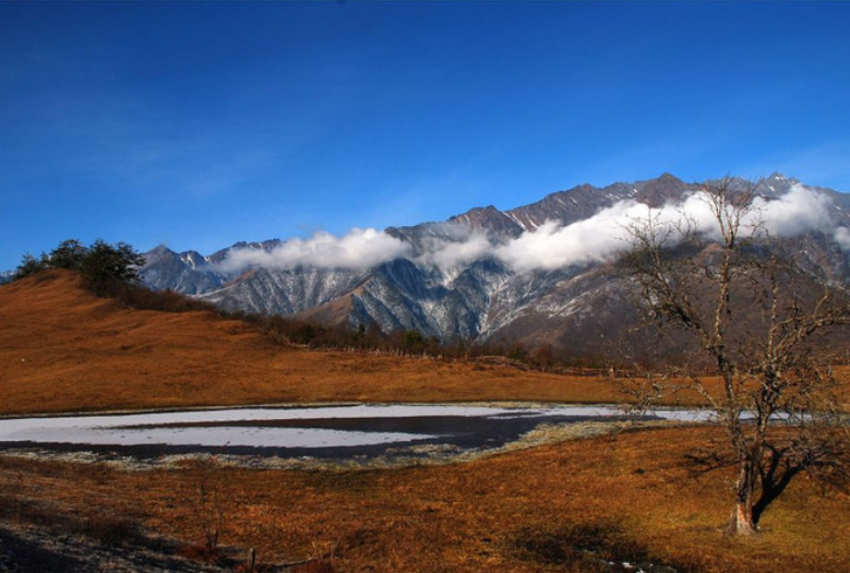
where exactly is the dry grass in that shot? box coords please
[0,270,626,415]
[4,270,849,415]
[2,271,849,571]
[1,426,848,572]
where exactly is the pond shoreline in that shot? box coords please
[0,403,710,471]
[0,400,708,420]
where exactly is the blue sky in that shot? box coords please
[2,1,849,269]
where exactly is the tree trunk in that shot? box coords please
[729,501,757,535]
[728,460,758,535]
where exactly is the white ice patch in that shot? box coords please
[0,424,433,449]
[0,404,718,449]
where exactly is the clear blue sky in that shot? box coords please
[2,1,849,269]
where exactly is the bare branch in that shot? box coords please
[619,177,850,534]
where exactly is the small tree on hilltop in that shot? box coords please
[13,252,50,280]
[621,178,850,535]
[49,239,89,270]
[79,240,145,296]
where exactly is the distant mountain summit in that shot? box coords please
[139,173,850,357]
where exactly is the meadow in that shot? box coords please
[1,271,848,571]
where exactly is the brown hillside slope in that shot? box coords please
[0,270,627,415]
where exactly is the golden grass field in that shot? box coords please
[1,270,848,572]
[0,270,640,414]
[1,426,847,572]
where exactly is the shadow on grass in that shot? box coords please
[510,521,685,573]
[0,493,231,571]
[0,491,337,572]
[0,527,86,573]
[0,493,145,547]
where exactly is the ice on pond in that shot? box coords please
[0,403,714,450]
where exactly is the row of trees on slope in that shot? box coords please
[10,239,589,370]
[14,239,145,296]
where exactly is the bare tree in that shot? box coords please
[621,178,850,535]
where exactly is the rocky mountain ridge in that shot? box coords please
[138,173,850,355]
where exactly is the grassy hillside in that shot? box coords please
[3,270,849,416]
[0,270,634,415]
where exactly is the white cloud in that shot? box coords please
[218,228,412,272]
[216,184,847,276]
[743,184,834,237]
[494,208,635,272]
[492,183,844,272]
[834,226,850,249]
[416,232,495,269]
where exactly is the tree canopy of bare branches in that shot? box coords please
[621,178,850,535]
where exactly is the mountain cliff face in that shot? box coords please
[139,173,850,353]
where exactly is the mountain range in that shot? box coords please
[139,173,850,357]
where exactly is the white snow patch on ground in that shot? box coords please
[0,404,714,449]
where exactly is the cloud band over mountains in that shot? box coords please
[217,228,412,272]
[219,184,850,274]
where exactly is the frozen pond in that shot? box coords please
[0,404,713,461]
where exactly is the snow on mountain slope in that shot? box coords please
[139,173,850,352]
